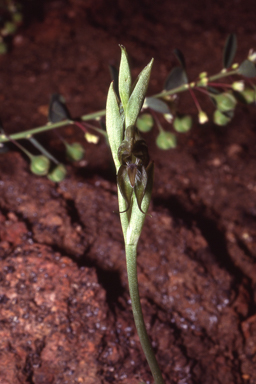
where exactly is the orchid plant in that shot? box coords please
[106,46,165,384]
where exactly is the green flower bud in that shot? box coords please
[198,111,208,124]
[213,110,231,126]
[85,132,99,144]
[232,81,244,92]
[65,142,85,161]
[30,155,50,175]
[173,115,192,132]
[156,131,177,150]
[199,71,208,79]
[248,49,256,63]
[136,114,154,132]
[213,92,237,112]
[163,113,173,123]
[47,164,67,182]
[199,77,208,86]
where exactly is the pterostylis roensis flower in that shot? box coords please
[117,125,153,214]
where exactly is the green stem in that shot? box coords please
[125,244,165,384]
[80,109,106,121]
[10,137,32,159]
[153,83,189,99]
[81,121,108,139]
[207,69,238,82]
[0,119,74,142]
[150,111,164,133]
[29,137,59,164]
[0,69,239,144]
[0,109,106,143]
[117,188,129,243]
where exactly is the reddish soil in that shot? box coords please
[0,1,256,383]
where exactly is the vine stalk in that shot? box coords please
[0,68,239,143]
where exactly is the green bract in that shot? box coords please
[106,82,124,170]
[119,46,132,112]
[125,58,154,127]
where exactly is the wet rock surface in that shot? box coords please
[0,242,107,384]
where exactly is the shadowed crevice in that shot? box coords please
[154,194,242,279]
[50,244,126,314]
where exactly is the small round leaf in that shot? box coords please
[173,115,192,132]
[213,92,237,112]
[240,88,256,104]
[164,67,188,91]
[66,142,85,161]
[48,164,67,182]
[213,110,231,126]
[173,48,186,69]
[30,155,50,176]
[156,131,177,150]
[223,34,237,69]
[238,60,256,78]
[144,97,170,114]
[136,114,154,132]
[48,94,71,123]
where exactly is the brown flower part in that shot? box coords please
[117,125,152,214]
